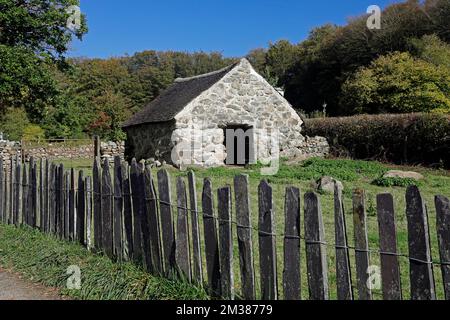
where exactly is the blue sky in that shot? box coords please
[70,0,400,58]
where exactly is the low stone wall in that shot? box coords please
[100,141,125,162]
[0,140,125,168]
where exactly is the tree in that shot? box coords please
[340,52,450,114]
[0,107,30,140]
[0,0,87,122]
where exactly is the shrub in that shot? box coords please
[372,177,420,187]
[22,124,45,141]
[304,113,450,168]
[340,52,450,114]
[0,107,30,140]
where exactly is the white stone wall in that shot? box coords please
[173,59,306,167]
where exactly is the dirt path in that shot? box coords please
[0,268,64,300]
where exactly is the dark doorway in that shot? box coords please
[223,125,254,166]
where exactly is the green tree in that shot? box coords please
[341,52,450,114]
[0,0,87,121]
[0,107,30,140]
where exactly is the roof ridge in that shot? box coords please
[174,61,238,83]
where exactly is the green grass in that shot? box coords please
[0,224,208,300]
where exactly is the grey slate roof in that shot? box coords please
[122,62,237,128]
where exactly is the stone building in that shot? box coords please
[122,58,328,167]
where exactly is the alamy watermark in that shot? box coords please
[66,5,81,32]
[171,127,280,175]
[66,265,81,290]
[367,5,381,30]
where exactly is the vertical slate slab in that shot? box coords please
[31,159,38,228]
[101,159,113,257]
[9,157,14,225]
[258,180,277,300]
[304,192,329,300]
[43,159,50,233]
[0,159,3,223]
[39,159,44,231]
[176,177,191,281]
[202,178,221,297]
[85,176,93,249]
[130,159,143,263]
[283,186,301,300]
[377,193,402,300]
[49,164,56,234]
[353,189,372,300]
[69,168,76,241]
[218,185,234,299]
[113,157,123,260]
[17,162,24,226]
[234,174,255,300]
[121,161,133,261]
[144,166,163,274]
[188,171,202,284]
[93,157,102,250]
[27,160,33,227]
[139,167,152,271]
[58,164,65,239]
[14,162,22,226]
[77,170,86,245]
[334,184,353,301]
[158,169,176,276]
[436,195,450,300]
[64,172,70,240]
[406,186,436,300]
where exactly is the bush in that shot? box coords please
[340,52,450,114]
[0,107,30,140]
[372,177,419,187]
[23,124,45,141]
[304,113,450,168]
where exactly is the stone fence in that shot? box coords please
[0,140,125,168]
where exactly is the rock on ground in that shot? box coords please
[383,170,424,181]
[316,176,344,193]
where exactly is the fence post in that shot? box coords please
[94,135,101,159]
[218,185,233,299]
[15,161,22,226]
[121,161,133,261]
[353,189,372,300]
[77,170,86,245]
[113,157,123,260]
[9,157,14,225]
[138,166,152,271]
[31,158,37,228]
[101,159,113,257]
[143,166,163,274]
[27,159,33,227]
[57,164,65,239]
[258,180,277,300]
[64,171,70,240]
[234,174,255,300]
[39,159,44,231]
[304,192,329,300]
[130,159,143,264]
[283,186,301,300]
[176,177,191,281]
[85,176,92,250]
[406,186,436,300]
[158,169,176,276]
[49,163,56,234]
[334,184,353,300]
[93,157,102,251]
[69,168,76,241]
[202,178,221,297]
[44,159,50,233]
[436,195,450,299]
[377,193,402,300]
[187,171,202,284]
[4,165,9,224]
[0,159,3,223]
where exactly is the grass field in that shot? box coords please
[12,157,450,300]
